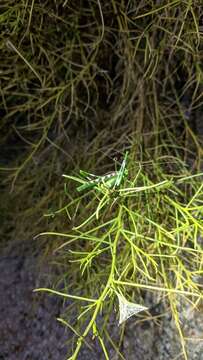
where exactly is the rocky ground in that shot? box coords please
[1,239,203,360]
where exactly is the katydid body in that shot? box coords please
[77,172,119,192]
[76,151,129,192]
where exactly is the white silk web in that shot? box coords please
[116,293,148,325]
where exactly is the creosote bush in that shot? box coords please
[36,149,203,359]
[0,0,203,359]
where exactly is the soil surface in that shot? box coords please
[1,240,203,360]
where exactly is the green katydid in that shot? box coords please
[75,151,129,192]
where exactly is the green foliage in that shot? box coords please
[0,1,203,358]
[36,152,203,359]
[1,0,203,184]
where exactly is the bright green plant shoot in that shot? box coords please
[64,151,129,193]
